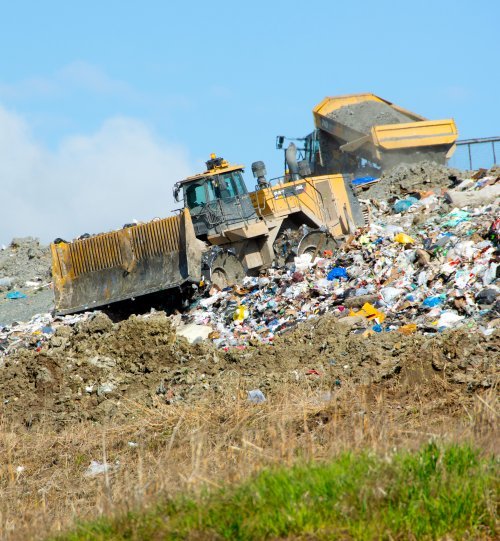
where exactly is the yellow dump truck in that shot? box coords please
[51,154,365,314]
[297,93,458,175]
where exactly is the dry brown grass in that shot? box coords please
[0,373,498,541]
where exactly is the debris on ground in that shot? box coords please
[360,161,468,199]
[0,238,53,326]
[0,310,497,428]
[182,172,498,348]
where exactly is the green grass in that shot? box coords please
[56,443,498,540]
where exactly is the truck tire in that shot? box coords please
[297,230,340,258]
[208,250,245,289]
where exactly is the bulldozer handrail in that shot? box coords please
[257,177,327,226]
[299,175,329,225]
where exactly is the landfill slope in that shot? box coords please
[0,164,498,541]
[0,238,51,287]
[0,164,498,430]
[0,238,53,326]
[327,100,412,133]
[0,311,497,428]
[360,161,465,199]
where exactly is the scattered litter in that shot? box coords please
[247,389,266,404]
[6,291,27,300]
[84,460,118,477]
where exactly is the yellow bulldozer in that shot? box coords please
[51,153,365,315]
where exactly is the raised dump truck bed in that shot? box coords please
[313,93,458,166]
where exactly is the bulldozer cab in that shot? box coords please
[175,155,259,238]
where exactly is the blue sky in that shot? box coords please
[0,0,498,243]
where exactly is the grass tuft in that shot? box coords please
[57,443,498,540]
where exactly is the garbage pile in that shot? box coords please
[0,238,54,327]
[360,160,466,199]
[0,166,498,428]
[0,311,89,360]
[0,237,51,291]
[0,167,498,356]
[184,172,499,348]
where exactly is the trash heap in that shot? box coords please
[0,311,92,359]
[0,237,51,292]
[184,173,499,348]
[0,167,498,356]
[0,238,54,328]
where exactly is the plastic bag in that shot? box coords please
[398,323,417,335]
[294,253,313,272]
[443,209,470,227]
[422,295,445,308]
[437,311,464,328]
[380,287,404,304]
[327,267,348,281]
[350,302,386,323]
[393,197,418,214]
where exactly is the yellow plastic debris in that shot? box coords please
[394,233,415,245]
[349,302,386,323]
[398,323,417,335]
[362,328,376,338]
[233,306,248,322]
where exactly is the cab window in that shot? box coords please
[220,176,237,199]
[218,171,247,199]
[185,182,207,208]
[231,171,248,195]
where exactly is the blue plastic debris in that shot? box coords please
[6,291,27,300]
[352,176,378,186]
[422,295,445,308]
[327,267,348,281]
[393,197,418,214]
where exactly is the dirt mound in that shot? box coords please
[0,238,51,290]
[327,101,412,133]
[361,161,465,199]
[0,238,53,327]
[1,311,497,428]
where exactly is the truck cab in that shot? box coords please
[174,154,259,238]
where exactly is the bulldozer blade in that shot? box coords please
[51,209,202,315]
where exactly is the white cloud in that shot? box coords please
[58,61,137,98]
[0,77,61,100]
[0,61,137,101]
[0,105,194,245]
